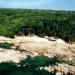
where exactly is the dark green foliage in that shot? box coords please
[0,9,75,42]
[0,42,13,49]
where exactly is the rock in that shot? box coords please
[0,49,27,63]
[56,39,65,44]
[56,72,63,75]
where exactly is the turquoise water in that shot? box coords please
[0,42,12,49]
[0,56,70,75]
[0,55,62,75]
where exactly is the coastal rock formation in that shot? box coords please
[0,36,75,74]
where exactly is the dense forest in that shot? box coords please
[0,9,75,42]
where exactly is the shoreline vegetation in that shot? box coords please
[0,9,75,42]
